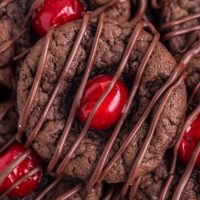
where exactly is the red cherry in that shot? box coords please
[77,75,128,130]
[178,114,200,168]
[32,0,85,37]
[0,143,43,198]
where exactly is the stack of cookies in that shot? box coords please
[0,0,199,199]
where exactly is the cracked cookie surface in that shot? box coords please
[17,20,187,183]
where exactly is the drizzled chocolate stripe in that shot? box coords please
[47,13,105,173]
[0,149,31,185]
[35,177,62,200]
[0,137,15,154]
[188,82,200,106]
[13,48,31,62]
[132,0,147,24]
[162,26,200,41]
[98,40,200,185]
[102,185,115,200]
[0,0,13,10]
[16,28,54,141]
[86,188,96,200]
[0,167,42,199]
[160,12,200,42]
[160,13,200,31]
[86,25,159,192]
[25,13,90,147]
[55,184,82,200]
[172,141,200,200]
[0,102,12,120]
[122,72,187,198]
[129,176,141,199]
[160,103,200,200]
[55,22,143,177]
[0,0,44,56]
[91,0,123,18]
[0,29,25,55]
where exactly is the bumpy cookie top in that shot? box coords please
[17,17,186,184]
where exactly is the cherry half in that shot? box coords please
[77,75,128,130]
[32,0,85,37]
[178,114,200,168]
[0,143,43,198]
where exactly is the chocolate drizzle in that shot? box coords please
[47,12,101,173]
[0,166,42,199]
[160,12,200,50]
[0,149,32,186]
[160,103,200,200]
[0,0,44,59]
[55,184,82,200]
[86,22,159,193]
[15,10,200,200]
[16,28,54,141]
[188,82,200,107]
[56,21,143,177]
[1,2,200,200]
[122,72,187,199]
[172,141,200,200]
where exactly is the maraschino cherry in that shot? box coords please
[77,75,128,130]
[178,114,200,168]
[0,143,43,198]
[32,0,85,37]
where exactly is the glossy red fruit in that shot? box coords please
[77,75,128,130]
[32,0,85,37]
[178,114,200,168]
[0,143,43,198]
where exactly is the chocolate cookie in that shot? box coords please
[17,17,186,183]
[160,0,200,109]
[0,101,18,148]
[137,156,200,200]
[86,0,131,22]
[41,179,103,200]
[0,0,33,67]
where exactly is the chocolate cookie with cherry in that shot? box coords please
[17,16,187,184]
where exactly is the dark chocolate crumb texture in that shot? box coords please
[159,0,200,111]
[0,0,200,200]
